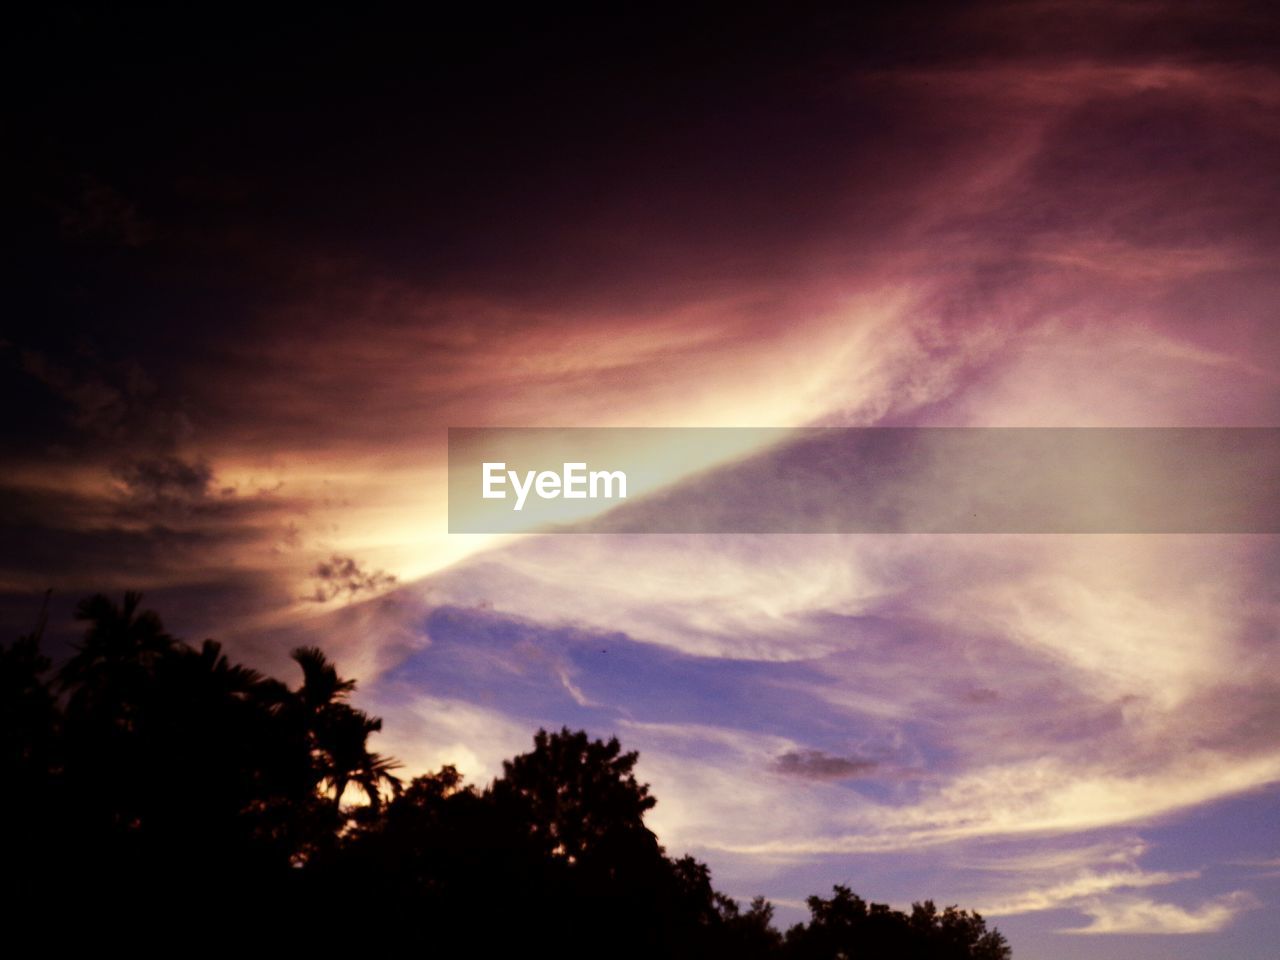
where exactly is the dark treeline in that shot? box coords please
[1,593,1011,957]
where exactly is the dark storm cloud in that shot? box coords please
[11,1,1278,470]
[307,554,397,604]
[773,749,879,780]
[964,687,1000,705]
[0,478,300,581]
[115,455,214,503]
[0,342,312,649]
[12,344,193,450]
[0,493,297,662]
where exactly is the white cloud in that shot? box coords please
[978,868,1198,917]
[959,836,1200,918]
[1064,891,1259,935]
[371,692,535,786]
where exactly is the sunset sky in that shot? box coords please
[7,4,1280,956]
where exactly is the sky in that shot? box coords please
[6,3,1280,956]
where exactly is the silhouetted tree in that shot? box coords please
[0,593,1013,957]
[60,590,174,706]
[0,608,56,785]
[494,726,659,866]
[785,885,1011,960]
[289,646,401,819]
[0,597,60,875]
[713,894,786,958]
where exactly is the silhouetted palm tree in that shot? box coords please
[289,646,401,813]
[60,591,174,717]
[317,704,402,813]
[291,645,356,711]
[172,638,264,695]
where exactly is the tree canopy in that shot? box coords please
[0,593,1010,958]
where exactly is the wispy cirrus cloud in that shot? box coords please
[1064,891,1260,935]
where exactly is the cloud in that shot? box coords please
[400,525,1280,878]
[11,7,1280,953]
[1064,891,1260,935]
[954,833,1261,938]
[15,347,192,448]
[773,750,878,781]
[722,749,1280,856]
[961,837,1152,874]
[986,870,1198,916]
[612,721,862,859]
[370,692,534,787]
[114,455,215,505]
[306,553,397,604]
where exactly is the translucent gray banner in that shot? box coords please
[447,428,1280,534]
